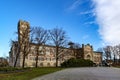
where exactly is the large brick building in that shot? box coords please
[9,20,102,67]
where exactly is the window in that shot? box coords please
[54,63,56,66]
[46,57,51,61]
[86,55,91,60]
[38,57,44,61]
[47,63,50,67]
[32,63,35,67]
[52,58,55,61]
[40,63,43,67]
[25,63,27,66]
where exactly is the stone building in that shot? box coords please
[82,44,102,65]
[0,57,8,67]
[9,20,102,67]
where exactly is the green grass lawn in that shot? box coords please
[0,67,63,80]
[114,66,120,68]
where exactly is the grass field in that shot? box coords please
[0,67,63,80]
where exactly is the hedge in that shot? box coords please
[61,58,94,67]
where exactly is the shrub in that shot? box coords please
[61,58,94,67]
[0,61,8,67]
[0,67,31,73]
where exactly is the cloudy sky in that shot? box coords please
[0,0,120,57]
[93,0,120,45]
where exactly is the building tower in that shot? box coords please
[17,20,30,67]
[18,20,30,44]
[83,44,93,61]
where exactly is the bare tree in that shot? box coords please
[68,42,81,58]
[12,21,30,68]
[32,27,49,68]
[20,26,31,68]
[12,42,19,67]
[115,44,120,63]
[103,46,112,61]
[110,46,117,63]
[12,29,28,68]
[9,32,20,67]
[68,42,74,48]
[9,40,18,67]
[49,27,68,67]
[13,21,33,68]
[12,31,22,68]
[100,44,120,65]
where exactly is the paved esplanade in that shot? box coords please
[32,67,120,80]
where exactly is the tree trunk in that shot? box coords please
[113,55,116,63]
[35,46,39,68]
[14,45,20,67]
[56,46,58,67]
[14,52,19,67]
[22,53,26,68]
[119,55,120,63]
[35,52,39,68]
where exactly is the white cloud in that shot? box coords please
[80,11,91,15]
[80,10,94,15]
[93,0,120,45]
[68,0,82,10]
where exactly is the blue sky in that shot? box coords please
[0,0,104,57]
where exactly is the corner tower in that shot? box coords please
[18,20,30,44]
[83,44,93,61]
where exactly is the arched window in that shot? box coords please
[47,63,50,67]
[32,63,35,67]
[54,63,56,66]
[86,55,91,60]
[25,63,27,67]
[40,63,43,67]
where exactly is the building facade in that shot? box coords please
[0,57,8,67]
[9,20,102,67]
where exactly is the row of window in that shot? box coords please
[94,57,100,62]
[31,62,56,67]
[29,57,56,61]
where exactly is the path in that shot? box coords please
[32,67,120,80]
